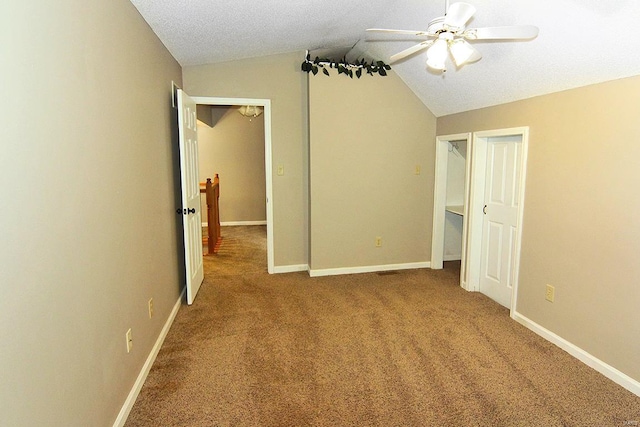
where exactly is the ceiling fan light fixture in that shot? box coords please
[449,39,475,66]
[426,37,449,71]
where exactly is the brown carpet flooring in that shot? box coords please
[126,226,640,426]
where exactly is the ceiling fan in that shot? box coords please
[366,1,539,72]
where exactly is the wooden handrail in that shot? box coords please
[199,173,221,254]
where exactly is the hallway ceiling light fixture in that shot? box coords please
[238,105,263,119]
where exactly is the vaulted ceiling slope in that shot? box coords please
[130,0,640,117]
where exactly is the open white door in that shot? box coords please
[177,89,204,305]
[478,135,523,308]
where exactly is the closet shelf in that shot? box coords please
[445,205,464,216]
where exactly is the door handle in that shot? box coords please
[483,205,487,215]
[176,208,196,215]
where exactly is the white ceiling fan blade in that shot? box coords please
[465,25,539,40]
[444,2,476,29]
[390,40,434,63]
[366,28,430,37]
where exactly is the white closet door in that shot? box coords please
[479,136,522,308]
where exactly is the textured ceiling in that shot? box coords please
[130,0,640,117]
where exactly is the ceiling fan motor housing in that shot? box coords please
[427,16,447,34]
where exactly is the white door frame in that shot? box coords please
[467,127,529,314]
[192,96,274,274]
[431,133,472,288]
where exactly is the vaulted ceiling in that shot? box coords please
[130,0,640,117]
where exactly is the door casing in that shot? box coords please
[468,127,529,314]
[431,133,472,289]
[432,127,529,315]
[192,96,274,274]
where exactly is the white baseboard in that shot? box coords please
[220,221,267,226]
[512,311,640,397]
[201,221,267,227]
[443,254,462,261]
[309,261,431,278]
[273,264,309,274]
[113,288,185,427]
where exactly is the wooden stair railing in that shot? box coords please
[200,174,221,254]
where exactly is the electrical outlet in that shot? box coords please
[148,298,154,319]
[277,165,284,176]
[545,284,555,303]
[375,237,382,247]
[414,165,421,175]
[126,328,133,353]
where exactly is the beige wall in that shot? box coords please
[1,0,183,425]
[309,70,437,270]
[198,107,266,223]
[437,75,640,384]
[183,52,309,267]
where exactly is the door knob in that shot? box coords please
[483,205,487,215]
[176,208,196,214]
